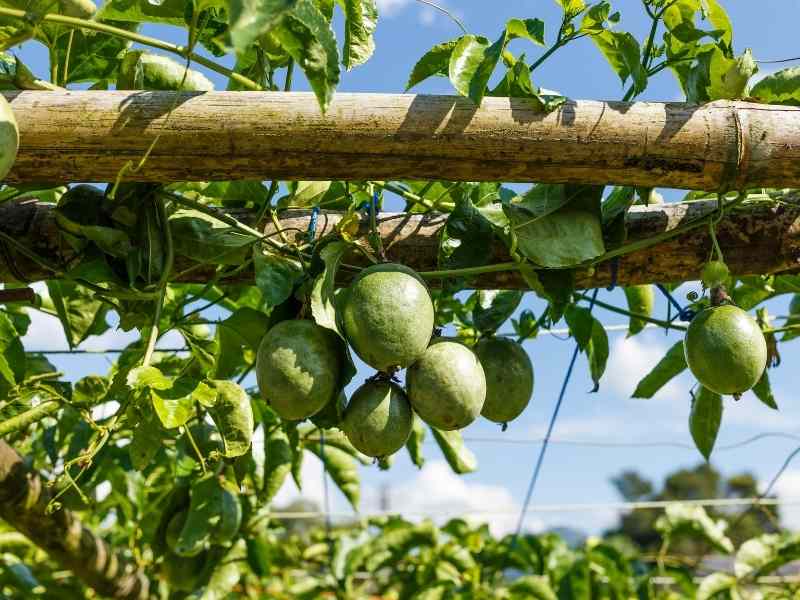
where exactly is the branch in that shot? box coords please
[0,197,799,289]
[0,440,152,599]
[5,91,800,190]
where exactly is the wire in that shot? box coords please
[265,496,800,521]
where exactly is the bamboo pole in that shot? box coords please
[0,198,798,288]
[0,441,152,599]
[4,91,800,189]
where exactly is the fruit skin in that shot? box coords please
[162,551,207,592]
[118,51,214,91]
[0,95,18,181]
[256,320,342,420]
[407,340,486,431]
[342,380,413,457]
[474,337,534,424]
[702,261,730,289]
[342,263,434,372]
[684,304,768,395]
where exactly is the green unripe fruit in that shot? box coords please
[702,260,730,289]
[342,380,413,457]
[407,340,486,431]
[0,95,18,181]
[684,305,767,395]
[118,51,214,91]
[165,510,187,552]
[256,320,343,421]
[162,551,206,592]
[474,337,534,424]
[342,263,434,372]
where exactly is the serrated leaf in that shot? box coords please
[228,0,297,54]
[506,18,545,46]
[206,380,254,457]
[272,0,341,111]
[431,427,476,474]
[689,386,722,460]
[407,40,459,90]
[632,341,687,399]
[449,33,506,105]
[343,0,377,69]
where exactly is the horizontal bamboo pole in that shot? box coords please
[4,91,800,189]
[0,198,798,288]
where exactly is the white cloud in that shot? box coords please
[604,334,688,402]
[418,7,436,26]
[769,469,800,530]
[376,0,410,17]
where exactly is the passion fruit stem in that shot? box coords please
[710,285,731,308]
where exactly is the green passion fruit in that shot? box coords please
[684,304,768,395]
[342,263,434,372]
[0,95,18,181]
[256,319,342,421]
[406,340,486,431]
[701,261,730,289]
[474,337,534,424]
[342,380,413,457]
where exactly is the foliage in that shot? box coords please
[0,0,798,597]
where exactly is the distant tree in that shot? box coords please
[606,463,780,558]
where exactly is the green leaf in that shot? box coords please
[472,291,523,335]
[407,40,459,90]
[564,305,609,391]
[449,33,506,105]
[175,474,231,556]
[656,504,734,555]
[0,312,24,387]
[261,421,294,503]
[170,209,257,265]
[215,307,272,379]
[506,18,545,46]
[555,0,586,17]
[632,341,687,399]
[342,0,377,69]
[505,185,605,268]
[305,442,360,508]
[735,534,800,579]
[228,0,297,54]
[696,573,737,600]
[590,30,647,96]
[708,47,756,100]
[431,427,477,474]
[51,22,135,85]
[97,0,186,24]
[310,241,348,335]
[624,285,654,337]
[751,369,777,410]
[206,381,254,457]
[45,281,111,349]
[272,0,341,111]
[405,414,426,468]
[751,66,800,106]
[117,50,215,91]
[689,386,722,460]
[254,249,303,311]
[440,195,494,269]
[508,575,556,600]
[128,367,213,429]
[128,409,163,469]
[197,540,247,600]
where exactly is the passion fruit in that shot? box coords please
[342,263,434,372]
[0,95,18,181]
[701,260,730,289]
[474,337,533,424]
[342,380,413,457]
[162,551,207,592]
[684,304,768,395]
[406,340,486,430]
[256,319,342,420]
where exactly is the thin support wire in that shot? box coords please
[511,288,600,542]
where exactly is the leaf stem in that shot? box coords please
[578,293,688,331]
[418,262,519,279]
[143,196,174,367]
[0,7,262,90]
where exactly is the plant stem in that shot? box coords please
[0,7,262,90]
[0,399,60,436]
[418,262,519,279]
[578,293,688,331]
[143,196,174,367]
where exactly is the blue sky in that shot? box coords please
[14,0,800,535]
